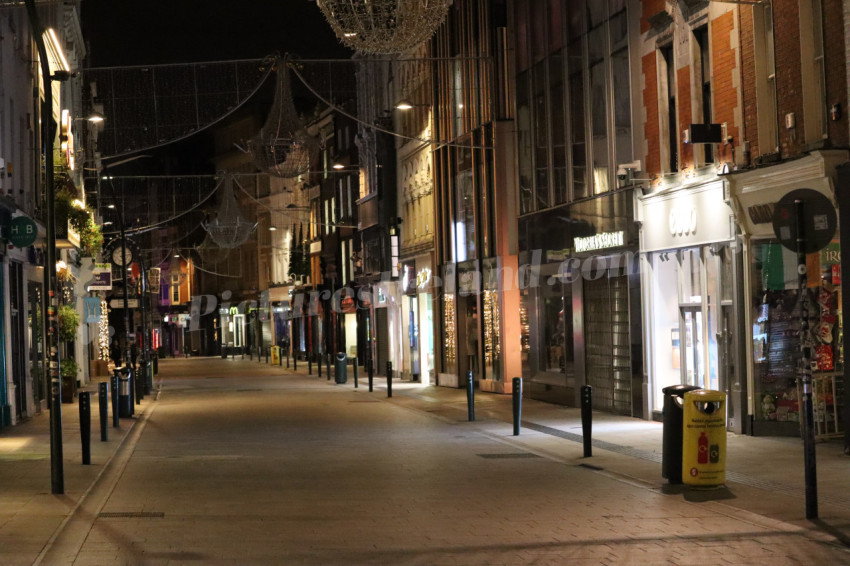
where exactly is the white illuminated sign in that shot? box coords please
[416,268,432,289]
[669,207,697,236]
[574,231,624,253]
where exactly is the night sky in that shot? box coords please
[81,0,352,67]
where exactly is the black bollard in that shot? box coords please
[326,353,332,381]
[293,351,297,371]
[111,372,119,428]
[512,377,522,436]
[79,392,91,465]
[98,382,108,442]
[308,353,313,375]
[466,370,475,421]
[353,356,358,388]
[368,359,374,392]
[387,361,393,398]
[318,352,322,377]
[285,351,289,368]
[581,385,593,457]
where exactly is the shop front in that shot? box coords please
[727,150,847,437]
[637,177,746,432]
[518,189,642,414]
[400,259,435,383]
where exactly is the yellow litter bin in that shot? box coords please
[270,346,280,366]
[682,390,727,487]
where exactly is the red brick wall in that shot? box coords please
[738,6,761,157]
[773,0,805,157]
[711,11,740,164]
[823,0,849,147]
[643,52,661,178]
[678,65,693,168]
[641,0,667,34]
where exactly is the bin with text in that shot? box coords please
[682,390,727,487]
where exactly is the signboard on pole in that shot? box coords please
[83,297,102,323]
[89,263,113,291]
[8,216,38,247]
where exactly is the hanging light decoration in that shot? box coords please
[202,176,257,249]
[194,233,231,265]
[248,57,319,178]
[316,0,453,54]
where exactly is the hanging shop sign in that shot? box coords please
[8,215,38,247]
[771,188,836,254]
[416,267,432,289]
[83,297,102,323]
[89,263,112,291]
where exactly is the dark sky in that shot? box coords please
[81,0,352,67]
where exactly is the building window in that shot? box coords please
[693,26,713,164]
[810,0,827,141]
[660,44,678,173]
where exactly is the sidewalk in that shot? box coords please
[0,376,155,565]
[282,356,850,541]
[3,356,850,564]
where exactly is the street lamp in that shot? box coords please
[25,0,65,494]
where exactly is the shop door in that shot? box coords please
[408,296,420,379]
[681,307,706,388]
[10,262,27,419]
[375,308,389,375]
[584,272,631,415]
[28,282,44,413]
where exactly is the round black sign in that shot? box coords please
[771,188,836,254]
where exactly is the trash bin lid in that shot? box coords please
[662,384,701,397]
[684,389,726,414]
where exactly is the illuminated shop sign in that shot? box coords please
[416,268,432,289]
[574,231,624,253]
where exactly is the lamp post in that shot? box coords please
[25,0,64,494]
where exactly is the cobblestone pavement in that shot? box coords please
[2,356,849,565]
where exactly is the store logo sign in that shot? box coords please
[416,268,432,289]
[669,207,697,237]
[574,231,624,253]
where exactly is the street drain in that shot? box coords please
[477,453,541,459]
[98,512,165,519]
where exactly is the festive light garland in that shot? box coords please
[98,297,110,361]
[316,0,453,54]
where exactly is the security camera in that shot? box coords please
[616,160,643,182]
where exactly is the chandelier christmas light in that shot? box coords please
[249,58,319,178]
[202,176,257,249]
[316,0,453,54]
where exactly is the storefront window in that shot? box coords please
[751,240,843,433]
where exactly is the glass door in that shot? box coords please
[681,307,705,388]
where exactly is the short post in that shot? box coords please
[317,352,322,377]
[386,361,393,398]
[285,350,289,368]
[581,385,593,457]
[293,351,297,371]
[308,352,313,375]
[111,372,119,428]
[466,370,475,422]
[98,382,108,442]
[326,353,332,381]
[368,359,374,392]
[79,392,91,465]
[512,377,522,436]
[353,356,358,388]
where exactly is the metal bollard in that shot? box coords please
[368,359,374,392]
[581,385,592,457]
[387,361,393,398]
[466,370,475,422]
[111,373,119,428]
[285,351,289,368]
[79,392,91,465]
[353,356,358,388]
[512,377,522,436]
[293,351,297,371]
[326,353,332,381]
[308,353,313,376]
[98,382,108,442]
[318,352,322,377]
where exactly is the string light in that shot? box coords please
[443,293,456,363]
[98,297,110,361]
[483,290,500,363]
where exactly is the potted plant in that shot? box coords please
[58,305,80,342]
[60,358,79,404]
